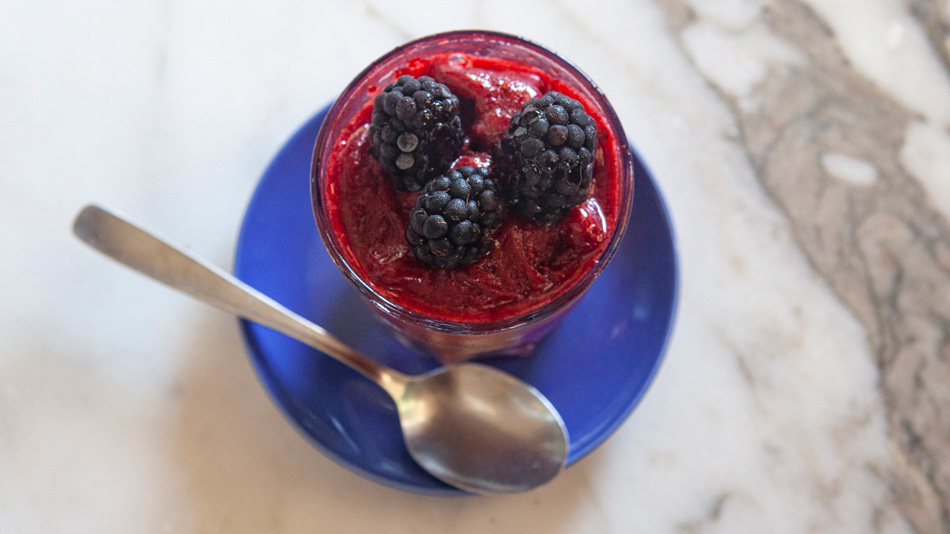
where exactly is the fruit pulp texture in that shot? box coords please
[325,53,622,323]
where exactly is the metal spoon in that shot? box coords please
[72,205,569,494]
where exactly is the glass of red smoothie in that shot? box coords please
[311,31,633,363]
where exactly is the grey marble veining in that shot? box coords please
[910,0,950,76]
[658,0,950,531]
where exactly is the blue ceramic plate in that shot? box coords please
[234,107,678,496]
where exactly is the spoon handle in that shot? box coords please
[73,205,407,394]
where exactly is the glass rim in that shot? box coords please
[310,29,635,334]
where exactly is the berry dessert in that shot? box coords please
[312,32,633,360]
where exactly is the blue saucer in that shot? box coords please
[234,107,678,496]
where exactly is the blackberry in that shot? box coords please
[497,91,598,224]
[406,166,506,269]
[369,75,464,191]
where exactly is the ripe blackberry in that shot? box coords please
[369,75,464,191]
[497,91,598,224]
[406,166,506,269]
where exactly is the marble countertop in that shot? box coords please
[3,0,949,532]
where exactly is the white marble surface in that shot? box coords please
[3,0,949,532]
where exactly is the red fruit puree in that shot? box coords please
[323,53,622,323]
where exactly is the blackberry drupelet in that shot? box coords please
[369,75,464,192]
[406,166,505,269]
[497,91,598,224]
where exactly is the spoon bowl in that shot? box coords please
[73,205,569,494]
[400,364,567,494]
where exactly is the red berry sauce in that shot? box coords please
[323,53,622,323]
